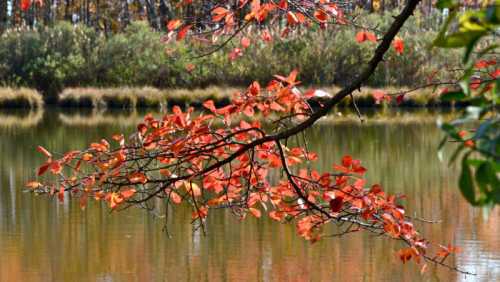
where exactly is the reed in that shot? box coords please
[0,88,44,108]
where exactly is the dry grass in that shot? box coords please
[58,86,450,109]
[0,86,452,110]
[59,86,239,109]
[0,88,44,108]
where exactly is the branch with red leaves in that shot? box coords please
[26,0,472,276]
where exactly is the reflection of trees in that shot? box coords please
[0,111,498,281]
[0,109,43,128]
[58,110,144,127]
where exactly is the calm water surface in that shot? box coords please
[0,109,498,282]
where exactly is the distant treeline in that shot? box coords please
[0,12,462,102]
[0,0,464,33]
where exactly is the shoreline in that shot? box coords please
[0,86,463,110]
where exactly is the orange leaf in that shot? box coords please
[80,193,88,210]
[167,19,182,31]
[269,211,284,221]
[120,188,136,199]
[58,186,64,203]
[170,191,182,204]
[287,11,299,25]
[37,145,52,158]
[249,207,261,218]
[185,181,201,197]
[128,172,148,184]
[185,63,195,73]
[267,153,282,168]
[314,10,328,22]
[212,7,229,22]
[25,181,42,189]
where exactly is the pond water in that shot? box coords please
[0,108,498,281]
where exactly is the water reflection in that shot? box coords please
[0,109,498,281]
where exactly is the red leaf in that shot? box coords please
[248,81,260,95]
[474,60,489,69]
[37,162,51,176]
[355,31,366,43]
[396,94,405,105]
[176,25,192,41]
[392,38,404,55]
[329,196,344,213]
[268,153,282,168]
[243,105,255,117]
[203,100,216,112]
[50,161,62,174]
[372,90,387,104]
[356,31,376,43]
[341,155,352,167]
[21,0,31,11]
[228,48,243,60]
[261,29,272,42]
[241,36,251,48]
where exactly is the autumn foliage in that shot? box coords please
[30,70,460,273]
[26,0,468,275]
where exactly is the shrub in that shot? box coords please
[0,13,462,101]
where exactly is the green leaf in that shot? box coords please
[434,31,484,49]
[463,36,480,63]
[436,0,455,9]
[433,11,457,47]
[476,161,496,194]
[448,144,465,166]
[440,91,466,101]
[459,154,477,205]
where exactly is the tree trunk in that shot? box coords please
[65,0,71,21]
[144,0,159,30]
[0,0,7,32]
[158,0,171,30]
[121,0,130,29]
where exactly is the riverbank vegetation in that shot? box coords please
[0,84,463,109]
[0,12,461,102]
[0,87,43,108]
